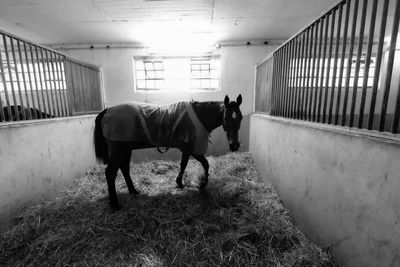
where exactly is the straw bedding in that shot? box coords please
[0,152,336,266]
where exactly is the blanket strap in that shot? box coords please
[136,104,188,153]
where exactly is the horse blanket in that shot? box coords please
[101,101,209,155]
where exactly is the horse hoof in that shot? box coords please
[199,187,208,195]
[199,181,208,190]
[111,206,120,212]
[130,189,139,195]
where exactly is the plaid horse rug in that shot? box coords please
[101,101,209,155]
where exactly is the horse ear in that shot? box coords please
[237,94,242,106]
[224,95,230,106]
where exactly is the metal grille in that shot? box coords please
[255,0,400,134]
[0,30,103,122]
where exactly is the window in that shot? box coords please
[134,56,220,91]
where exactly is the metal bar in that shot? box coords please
[30,44,43,119]
[284,44,293,117]
[309,22,319,121]
[335,0,351,125]
[287,39,296,118]
[317,14,329,122]
[329,3,344,124]
[280,45,288,117]
[378,0,400,132]
[278,48,286,116]
[71,62,80,113]
[341,0,359,126]
[53,53,65,117]
[270,53,277,115]
[0,34,10,121]
[80,65,87,112]
[10,37,26,120]
[276,48,283,116]
[17,40,33,120]
[368,0,389,130]
[64,60,75,115]
[58,56,70,116]
[35,46,49,118]
[290,39,298,118]
[313,19,324,122]
[323,10,336,123]
[303,27,312,120]
[349,0,368,127]
[358,0,377,129]
[49,51,61,117]
[86,67,94,112]
[281,43,288,116]
[393,73,400,133]
[275,49,283,116]
[286,40,295,117]
[293,35,303,118]
[23,42,37,119]
[94,70,102,111]
[317,14,329,123]
[43,49,56,117]
[304,26,314,121]
[3,35,20,121]
[298,31,307,120]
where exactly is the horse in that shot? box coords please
[0,105,54,122]
[94,94,243,210]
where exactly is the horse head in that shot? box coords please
[222,94,243,152]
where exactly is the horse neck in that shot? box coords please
[191,101,224,133]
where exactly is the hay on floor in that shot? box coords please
[0,152,336,266]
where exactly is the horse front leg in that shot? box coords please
[192,155,209,190]
[176,151,190,188]
[105,164,120,210]
[120,151,139,195]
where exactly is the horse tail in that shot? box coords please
[94,109,109,164]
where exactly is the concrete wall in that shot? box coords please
[250,114,400,267]
[58,45,278,160]
[0,116,97,230]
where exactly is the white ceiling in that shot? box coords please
[0,0,338,46]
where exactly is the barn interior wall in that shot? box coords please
[249,114,400,267]
[0,116,96,231]
[58,45,278,160]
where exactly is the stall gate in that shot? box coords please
[0,30,103,122]
[255,0,400,134]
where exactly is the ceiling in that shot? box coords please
[0,0,338,47]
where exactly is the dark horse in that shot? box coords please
[0,105,54,122]
[94,95,243,210]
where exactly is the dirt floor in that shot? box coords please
[0,152,336,266]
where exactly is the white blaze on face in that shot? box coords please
[232,112,237,119]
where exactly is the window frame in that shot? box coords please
[133,55,221,92]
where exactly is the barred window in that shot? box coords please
[134,56,220,91]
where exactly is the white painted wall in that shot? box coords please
[0,116,97,230]
[59,45,278,160]
[250,114,400,267]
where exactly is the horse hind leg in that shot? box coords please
[176,151,190,189]
[105,163,120,210]
[120,151,139,195]
[192,155,209,190]
[105,142,130,210]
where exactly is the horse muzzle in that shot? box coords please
[229,142,240,152]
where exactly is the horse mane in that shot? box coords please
[191,101,224,133]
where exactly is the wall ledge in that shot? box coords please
[251,112,400,146]
[0,115,96,129]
